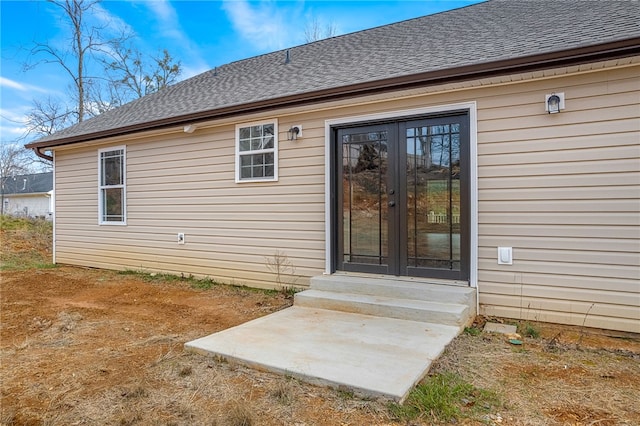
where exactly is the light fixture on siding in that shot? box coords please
[184,124,198,133]
[287,125,302,141]
[545,92,565,114]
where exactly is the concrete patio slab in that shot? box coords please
[185,306,460,402]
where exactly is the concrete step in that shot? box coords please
[294,289,471,327]
[310,274,476,307]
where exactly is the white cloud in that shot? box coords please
[144,0,176,23]
[0,107,27,122]
[92,3,135,38]
[0,107,30,142]
[142,0,181,39]
[0,77,27,91]
[136,0,210,80]
[222,0,302,51]
[0,77,51,94]
[1,124,28,137]
[181,64,212,80]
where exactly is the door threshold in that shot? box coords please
[326,271,470,287]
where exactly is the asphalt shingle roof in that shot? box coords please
[29,0,640,147]
[1,173,53,195]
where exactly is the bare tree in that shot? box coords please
[103,40,146,102]
[25,97,74,137]
[0,143,31,178]
[145,50,181,93]
[24,0,182,137]
[103,45,181,101]
[0,143,34,214]
[26,0,130,123]
[304,17,337,43]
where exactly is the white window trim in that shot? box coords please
[235,119,279,183]
[324,101,478,292]
[98,145,127,225]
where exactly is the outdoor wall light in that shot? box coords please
[545,92,565,114]
[287,125,302,140]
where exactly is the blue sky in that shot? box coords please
[1,0,479,144]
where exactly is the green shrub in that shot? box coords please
[519,322,540,339]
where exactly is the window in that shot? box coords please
[98,146,126,224]
[236,120,278,182]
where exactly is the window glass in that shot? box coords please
[99,147,126,224]
[101,150,123,186]
[236,122,277,182]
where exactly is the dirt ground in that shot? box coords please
[1,224,639,425]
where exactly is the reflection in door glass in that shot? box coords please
[342,132,388,265]
[406,124,460,270]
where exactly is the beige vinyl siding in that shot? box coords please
[474,64,640,333]
[53,59,639,331]
[54,126,327,289]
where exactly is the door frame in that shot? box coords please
[324,101,478,287]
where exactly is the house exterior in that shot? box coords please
[26,1,639,333]
[1,172,53,219]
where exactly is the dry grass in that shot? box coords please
[0,216,53,269]
[429,324,640,425]
[1,221,639,425]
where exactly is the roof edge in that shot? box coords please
[26,37,640,150]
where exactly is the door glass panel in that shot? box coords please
[342,131,388,265]
[406,123,461,270]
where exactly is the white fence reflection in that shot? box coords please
[427,211,460,224]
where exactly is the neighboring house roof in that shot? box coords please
[1,172,53,195]
[26,0,640,150]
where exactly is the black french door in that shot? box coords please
[334,112,470,281]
